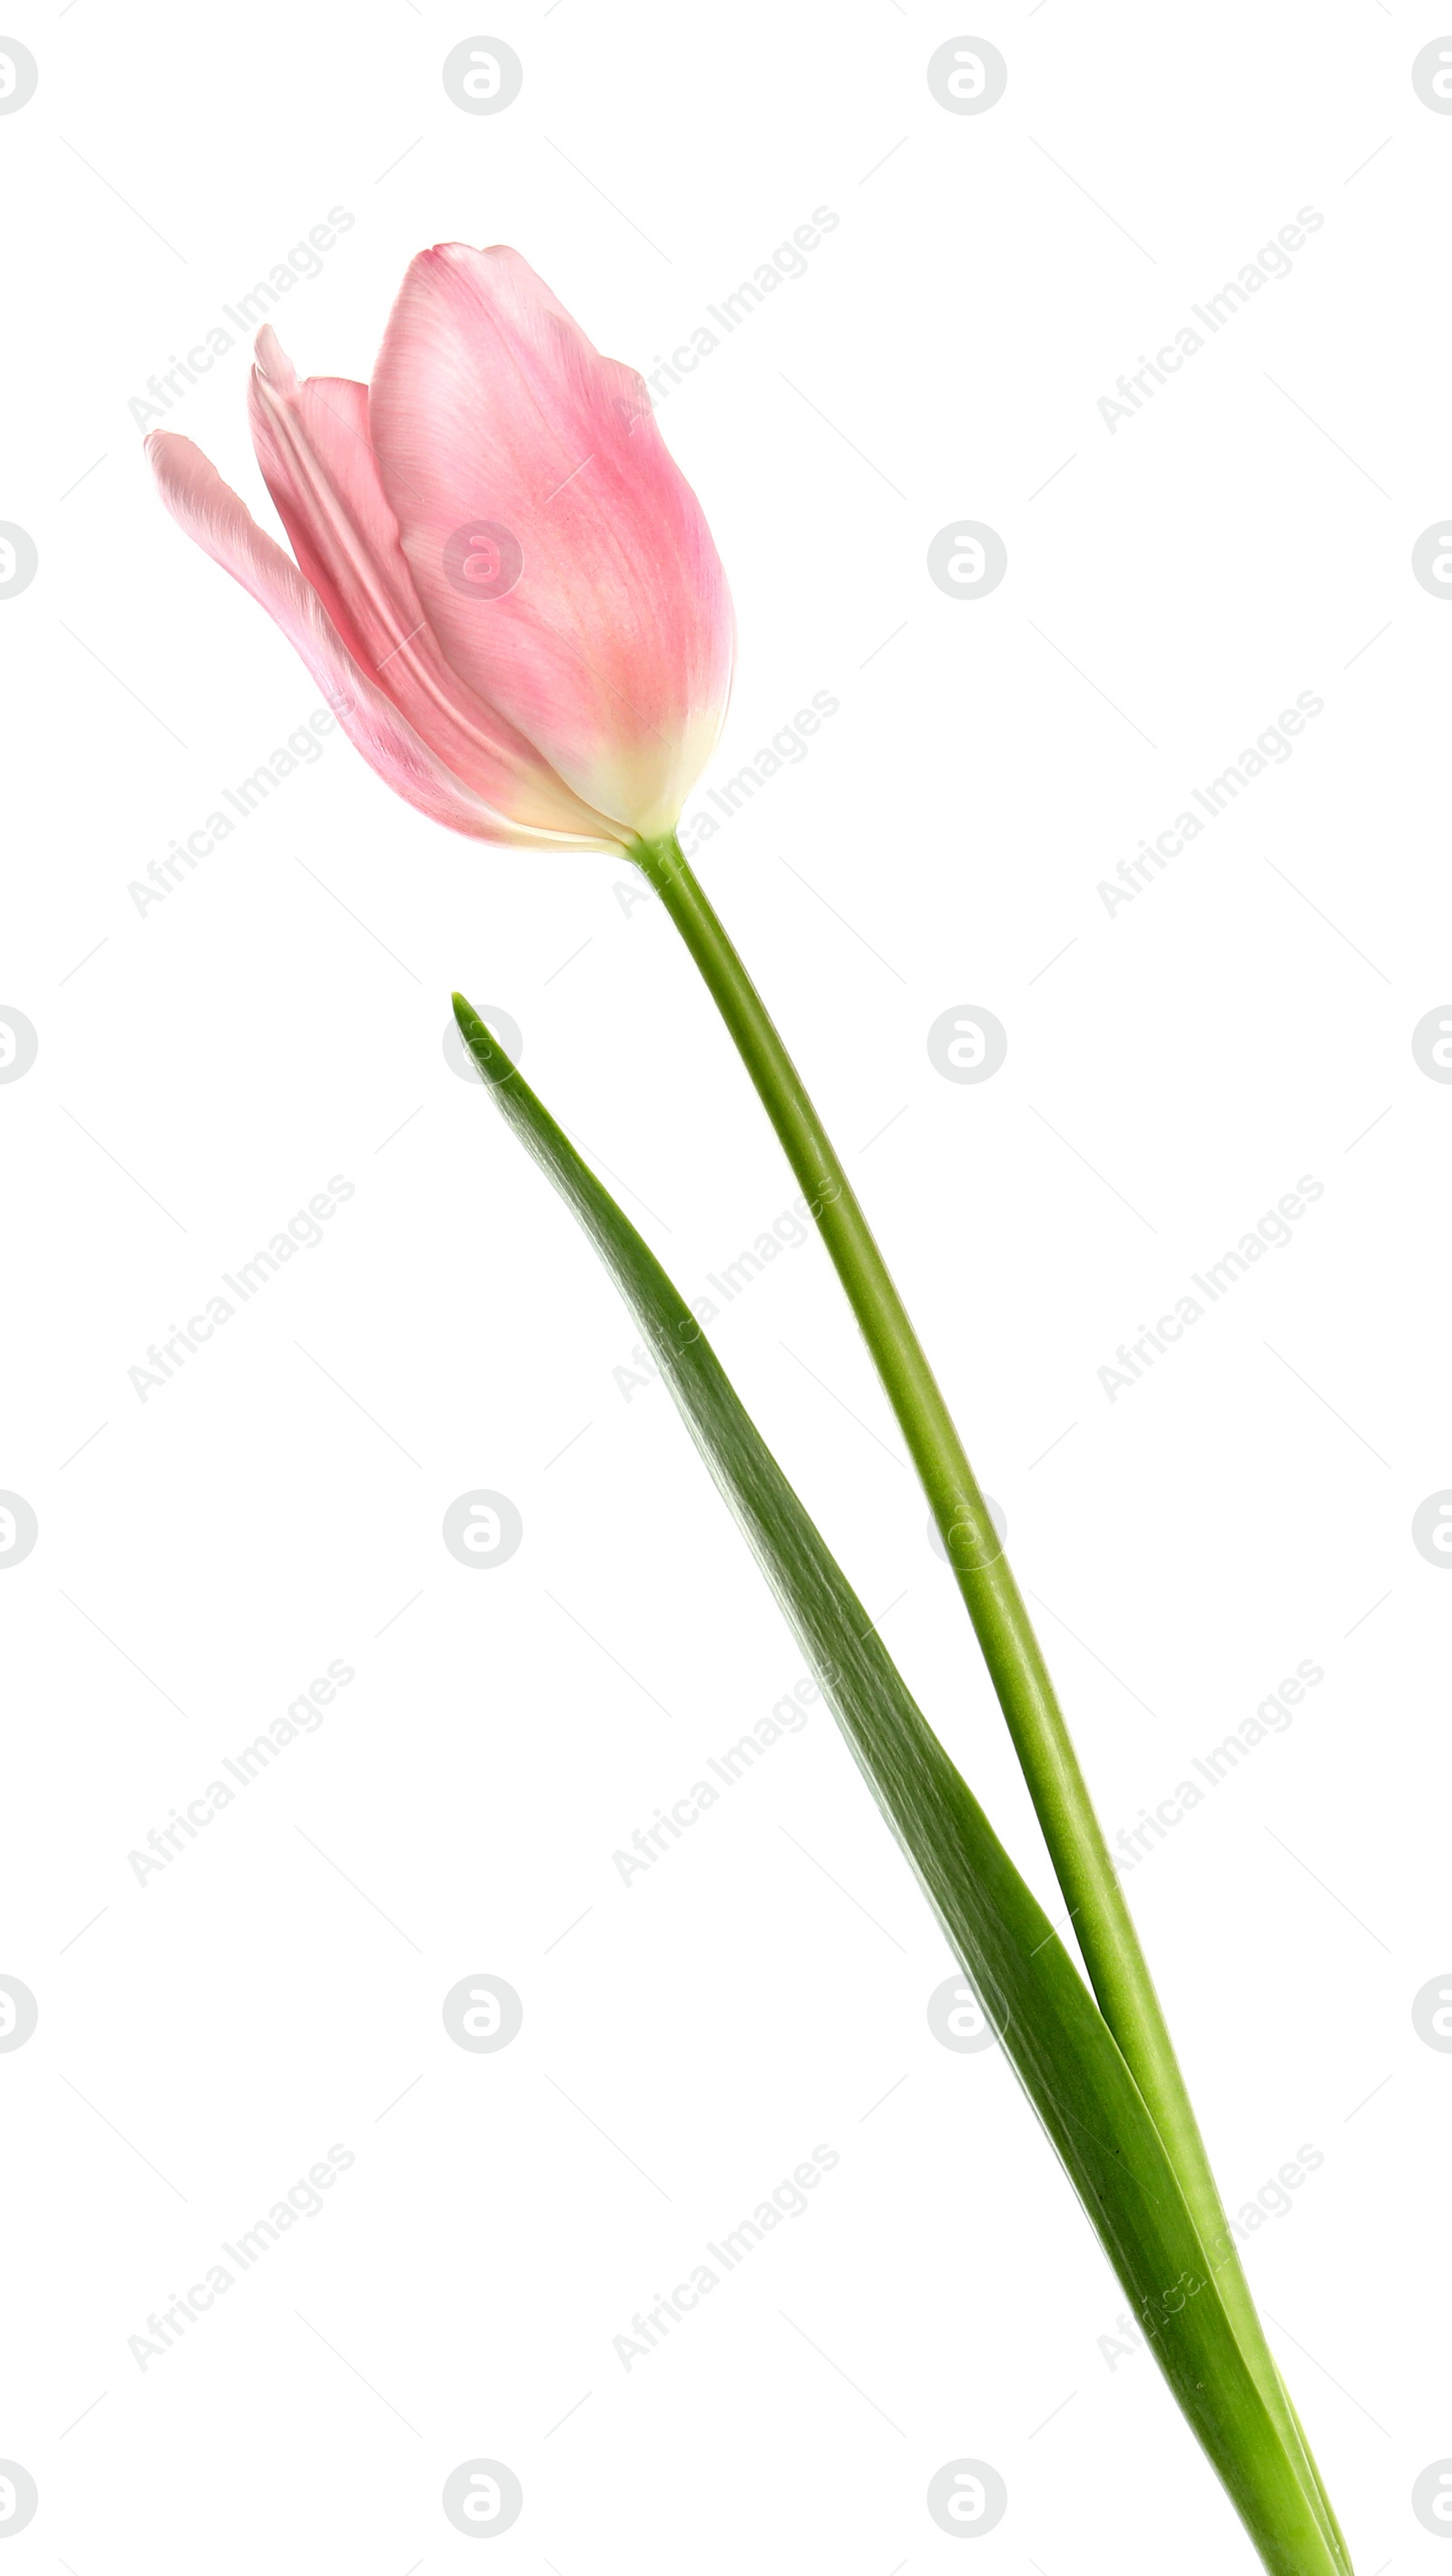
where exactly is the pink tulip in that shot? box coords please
[148,244,735,851]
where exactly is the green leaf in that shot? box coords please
[453,994,1348,2576]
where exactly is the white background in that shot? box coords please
[2,4,1447,2569]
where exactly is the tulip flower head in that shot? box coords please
[149,244,734,852]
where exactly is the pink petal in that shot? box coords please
[368,244,734,839]
[247,329,623,847]
[147,431,622,851]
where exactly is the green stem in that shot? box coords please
[632,830,1347,2572]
